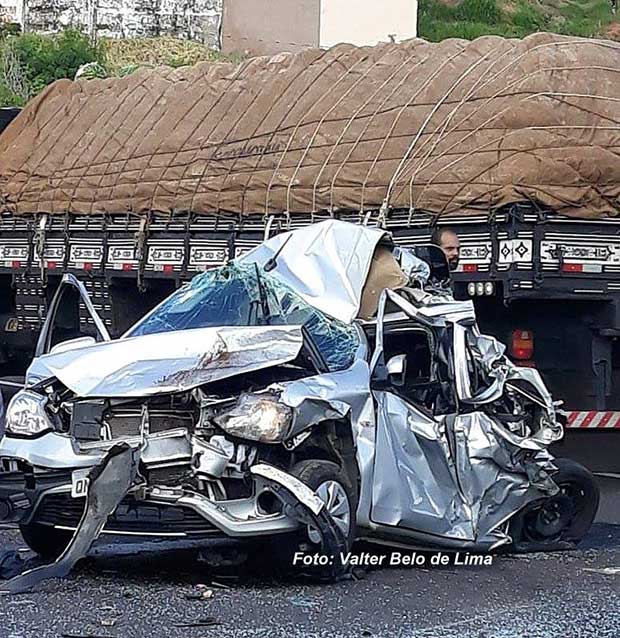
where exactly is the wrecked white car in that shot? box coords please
[0,221,599,589]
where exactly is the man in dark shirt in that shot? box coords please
[431,227,461,272]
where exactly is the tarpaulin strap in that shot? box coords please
[310,48,400,214]
[404,47,518,210]
[360,46,470,214]
[407,62,620,214]
[100,216,109,277]
[384,49,494,214]
[265,49,370,216]
[287,51,383,215]
[236,48,337,215]
[329,55,426,215]
[183,65,257,215]
[181,214,191,279]
[134,216,149,292]
[34,214,48,286]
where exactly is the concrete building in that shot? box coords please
[221,0,418,56]
[0,0,23,24]
[0,0,223,44]
[0,0,417,52]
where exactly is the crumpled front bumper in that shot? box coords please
[0,433,95,525]
[0,433,323,540]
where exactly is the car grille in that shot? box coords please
[104,408,196,440]
[69,397,199,442]
[33,493,221,537]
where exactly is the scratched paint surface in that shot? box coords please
[0,522,618,638]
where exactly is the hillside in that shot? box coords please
[418,0,618,41]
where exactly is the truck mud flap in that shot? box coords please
[0,443,138,595]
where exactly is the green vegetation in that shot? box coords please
[418,0,616,41]
[0,3,617,108]
[0,29,232,107]
[0,28,105,105]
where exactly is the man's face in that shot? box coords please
[439,231,460,271]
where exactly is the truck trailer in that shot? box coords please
[0,33,618,471]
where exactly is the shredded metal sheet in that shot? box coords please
[239,220,389,323]
[130,260,360,371]
[371,394,556,548]
[1,444,138,594]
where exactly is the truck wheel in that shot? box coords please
[510,458,599,549]
[19,522,73,559]
[267,459,358,574]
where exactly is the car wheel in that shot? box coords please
[19,522,74,559]
[294,459,358,549]
[510,458,600,550]
[266,459,358,574]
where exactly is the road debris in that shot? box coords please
[173,617,221,628]
[185,589,214,600]
[584,566,620,575]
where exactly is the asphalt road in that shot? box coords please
[0,505,618,638]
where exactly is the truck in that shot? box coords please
[0,33,618,472]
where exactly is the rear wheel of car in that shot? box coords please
[266,459,358,575]
[510,458,599,550]
[19,522,73,559]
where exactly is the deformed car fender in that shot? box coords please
[250,463,350,580]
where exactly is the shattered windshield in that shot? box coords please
[127,263,359,371]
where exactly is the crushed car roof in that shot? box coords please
[239,220,397,323]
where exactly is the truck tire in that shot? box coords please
[510,458,600,550]
[266,459,358,575]
[19,522,73,560]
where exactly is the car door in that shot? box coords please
[28,275,111,384]
[368,289,477,541]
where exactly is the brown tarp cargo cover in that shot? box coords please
[1,32,620,219]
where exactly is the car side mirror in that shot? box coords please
[387,354,407,387]
[411,244,451,286]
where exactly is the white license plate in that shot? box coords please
[71,469,90,498]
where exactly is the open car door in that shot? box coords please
[35,274,111,358]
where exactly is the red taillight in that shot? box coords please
[562,263,583,273]
[463,264,478,273]
[511,329,534,360]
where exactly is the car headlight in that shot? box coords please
[214,393,293,443]
[5,390,54,437]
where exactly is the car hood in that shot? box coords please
[27,325,304,398]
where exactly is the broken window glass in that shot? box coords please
[127,264,359,371]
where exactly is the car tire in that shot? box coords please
[509,458,600,550]
[266,459,359,575]
[19,522,73,560]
